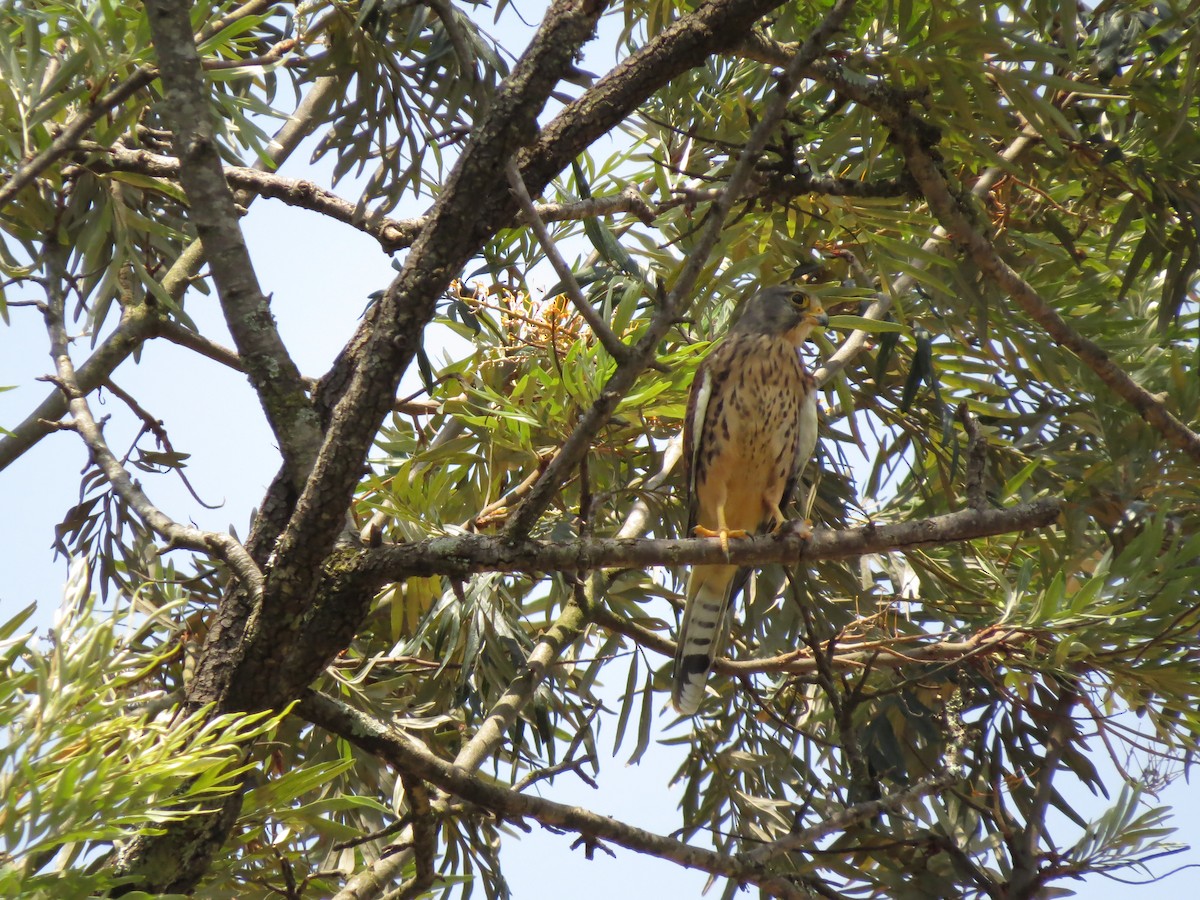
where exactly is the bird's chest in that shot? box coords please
[707,341,807,463]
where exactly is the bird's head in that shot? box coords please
[733,285,828,344]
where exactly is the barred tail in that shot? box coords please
[671,564,738,715]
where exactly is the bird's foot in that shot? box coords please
[693,525,749,554]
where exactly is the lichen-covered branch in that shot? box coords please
[360,497,1061,583]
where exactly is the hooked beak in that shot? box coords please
[807,307,829,328]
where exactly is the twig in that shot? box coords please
[505,159,633,363]
[746,772,958,863]
[0,67,155,213]
[101,377,222,510]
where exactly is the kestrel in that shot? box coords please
[671,285,827,715]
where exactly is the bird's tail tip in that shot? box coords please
[671,652,714,716]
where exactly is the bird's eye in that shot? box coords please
[790,291,808,308]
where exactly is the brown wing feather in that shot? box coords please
[683,340,734,538]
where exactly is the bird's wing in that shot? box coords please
[683,345,721,538]
[780,367,819,517]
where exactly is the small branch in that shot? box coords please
[0,76,339,475]
[590,608,1036,677]
[298,690,809,900]
[199,38,296,71]
[467,457,547,530]
[0,0,283,214]
[0,300,158,472]
[154,318,437,419]
[152,317,246,371]
[615,433,683,539]
[505,159,633,363]
[391,775,436,900]
[537,186,656,225]
[746,772,958,863]
[361,498,1061,583]
[80,146,712,253]
[0,67,155,214]
[1007,685,1077,898]
[78,146,424,252]
[452,599,588,771]
[41,252,264,599]
[101,377,222,510]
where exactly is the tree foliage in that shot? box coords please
[2,0,1200,897]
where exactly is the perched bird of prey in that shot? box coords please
[671,285,827,715]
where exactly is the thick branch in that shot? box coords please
[298,690,808,899]
[359,498,1060,583]
[143,0,323,484]
[191,0,611,719]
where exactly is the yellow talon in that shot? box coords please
[693,524,749,554]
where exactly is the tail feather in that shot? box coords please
[672,565,738,714]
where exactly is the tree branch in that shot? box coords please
[143,0,323,486]
[780,53,1200,460]
[0,0,280,213]
[879,106,1200,462]
[41,251,264,600]
[590,608,1039,678]
[504,158,633,363]
[85,141,898,256]
[330,595,592,900]
[726,35,1044,390]
[257,0,612,625]
[0,76,338,474]
[359,498,1061,583]
[0,67,155,214]
[298,690,809,900]
[747,772,958,863]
